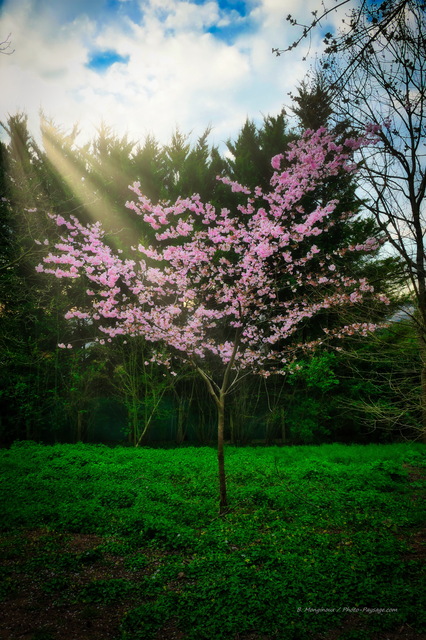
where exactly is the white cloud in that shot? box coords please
[0,0,344,151]
[151,0,220,32]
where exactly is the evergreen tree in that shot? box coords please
[133,134,165,203]
[225,111,294,192]
[0,115,113,443]
[290,75,333,131]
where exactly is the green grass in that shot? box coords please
[0,441,425,640]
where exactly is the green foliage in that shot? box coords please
[78,578,137,604]
[120,596,174,640]
[277,354,340,443]
[41,575,70,595]
[123,553,149,571]
[288,353,340,392]
[0,443,425,639]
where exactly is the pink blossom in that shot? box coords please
[366,122,382,135]
[271,154,284,170]
[38,125,387,380]
[294,224,308,234]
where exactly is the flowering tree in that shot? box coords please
[37,127,388,512]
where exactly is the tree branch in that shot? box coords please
[0,33,14,55]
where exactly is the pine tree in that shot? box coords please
[225,111,294,192]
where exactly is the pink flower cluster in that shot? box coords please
[37,127,388,374]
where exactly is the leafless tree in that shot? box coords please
[320,1,426,438]
[276,1,426,438]
[273,1,425,79]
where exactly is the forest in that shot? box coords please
[0,80,423,448]
[1,2,425,450]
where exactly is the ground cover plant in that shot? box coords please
[0,441,425,640]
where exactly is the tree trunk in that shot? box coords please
[217,391,227,514]
[193,328,240,514]
[281,407,286,445]
[176,398,185,445]
[229,411,235,445]
[77,410,83,443]
[421,365,426,442]
[419,336,426,443]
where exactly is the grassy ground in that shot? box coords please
[0,441,425,640]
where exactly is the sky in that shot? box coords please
[0,0,345,153]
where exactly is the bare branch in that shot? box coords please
[0,33,14,55]
[273,0,353,56]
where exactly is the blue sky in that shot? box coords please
[0,0,344,151]
[86,49,131,73]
